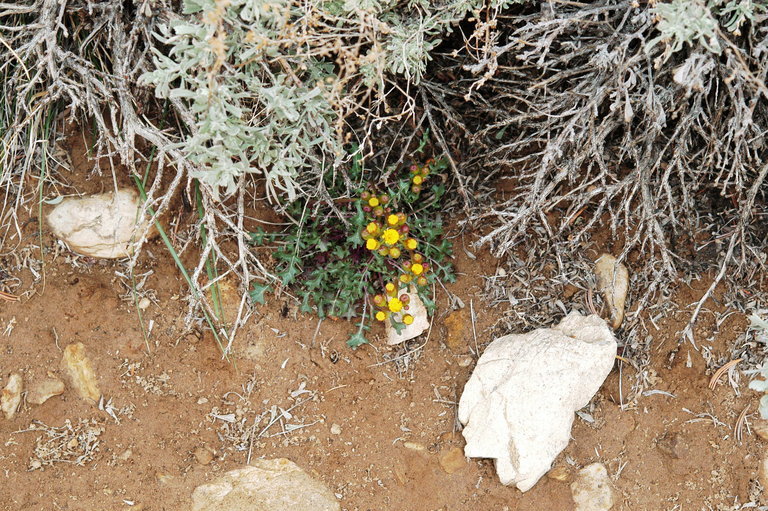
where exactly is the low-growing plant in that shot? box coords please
[250,152,454,347]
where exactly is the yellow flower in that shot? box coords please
[412,175,423,185]
[387,297,403,313]
[385,282,396,294]
[382,228,400,246]
[387,214,399,226]
[366,222,379,234]
[405,238,418,250]
[389,247,401,259]
[375,311,387,321]
[403,314,414,325]
[368,197,380,207]
[399,274,412,283]
[411,263,424,275]
[366,238,380,250]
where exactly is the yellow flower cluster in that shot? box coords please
[372,283,414,325]
[360,205,416,258]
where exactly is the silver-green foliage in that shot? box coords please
[140,0,516,201]
[140,0,339,202]
[650,0,768,56]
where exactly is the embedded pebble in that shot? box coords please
[760,454,768,491]
[403,441,426,452]
[191,459,340,511]
[330,423,342,435]
[138,297,151,310]
[1,373,23,419]
[27,378,65,405]
[753,419,768,441]
[197,397,209,405]
[655,432,687,460]
[61,342,101,403]
[193,446,215,465]
[570,463,615,511]
[439,447,467,474]
[457,355,474,368]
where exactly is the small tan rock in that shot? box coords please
[47,189,152,259]
[439,447,467,474]
[457,355,474,368]
[193,446,215,465]
[753,419,768,441]
[156,472,176,485]
[1,373,23,419]
[547,465,571,482]
[191,459,340,511]
[759,454,768,490]
[27,378,65,405]
[403,441,426,452]
[570,463,615,511]
[594,254,629,329]
[61,343,100,403]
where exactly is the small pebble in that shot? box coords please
[138,297,151,310]
[547,465,570,482]
[457,355,474,368]
[197,397,209,405]
[193,446,214,465]
[753,420,768,441]
[330,423,342,435]
[27,378,65,405]
[570,463,615,511]
[439,447,467,474]
[403,441,426,452]
[1,373,23,419]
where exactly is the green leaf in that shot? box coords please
[347,332,368,348]
[249,283,271,305]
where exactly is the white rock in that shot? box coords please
[386,287,430,345]
[594,254,629,329]
[47,189,150,258]
[570,463,615,511]
[458,312,617,491]
[1,373,23,419]
[191,459,340,511]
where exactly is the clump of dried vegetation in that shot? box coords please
[0,0,766,356]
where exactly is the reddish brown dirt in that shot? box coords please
[0,139,763,510]
[0,235,762,510]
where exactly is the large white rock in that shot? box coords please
[458,312,617,491]
[191,459,340,511]
[47,189,149,258]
